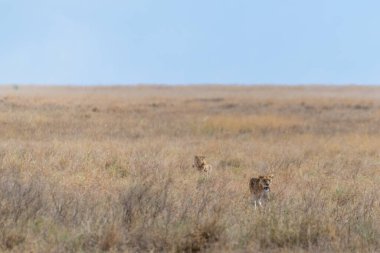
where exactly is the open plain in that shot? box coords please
[0,85,379,252]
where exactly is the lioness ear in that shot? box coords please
[269,174,274,179]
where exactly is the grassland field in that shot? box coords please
[0,85,379,252]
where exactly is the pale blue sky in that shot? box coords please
[1,0,380,85]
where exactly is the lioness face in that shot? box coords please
[193,156,206,168]
[260,177,272,193]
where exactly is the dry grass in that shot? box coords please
[0,85,379,252]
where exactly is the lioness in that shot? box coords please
[193,156,212,174]
[249,174,273,208]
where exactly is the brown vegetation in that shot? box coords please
[0,85,379,252]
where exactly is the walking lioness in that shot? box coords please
[193,156,212,174]
[249,174,273,208]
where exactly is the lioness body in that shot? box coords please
[249,175,273,208]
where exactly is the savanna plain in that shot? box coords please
[0,85,379,253]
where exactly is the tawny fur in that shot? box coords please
[249,174,273,208]
[192,156,212,175]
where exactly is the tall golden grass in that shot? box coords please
[0,85,379,252]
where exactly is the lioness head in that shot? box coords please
[259,175,273,192]
[193,155,207,169]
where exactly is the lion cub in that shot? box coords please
[193,156,213,175]
[249,174,273,208]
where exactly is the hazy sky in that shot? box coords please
[1,0,380,85]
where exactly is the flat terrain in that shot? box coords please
[0,85,379,252]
